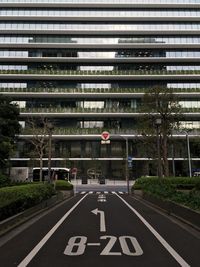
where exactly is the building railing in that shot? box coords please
[21,127,136,135]
[20,107,200,113]
[1,87,200,94]
[0,69,200,75]
[20,107,137,113]
[21,127,200,136]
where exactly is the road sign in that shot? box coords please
[128,156,132,163]
[71,167,77,174]
[101,131,110,141]
[128,162,132,168]
[101,140,110,144]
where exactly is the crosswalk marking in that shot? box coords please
[78,191,125,195]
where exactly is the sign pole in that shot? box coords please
[74,172,77,196]
[125,138,130,195]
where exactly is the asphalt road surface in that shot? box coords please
[0,192,199,267]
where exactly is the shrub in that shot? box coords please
[133,177,200,190]
[55,180,73,191]
[171,190,200,211]
[0,173,10,187]
[0,183,55,221]
[132,177,200,211]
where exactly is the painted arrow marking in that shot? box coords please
[91,208,106,232]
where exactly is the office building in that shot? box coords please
[0,0,200,179]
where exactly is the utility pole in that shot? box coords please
[186,132,192,178]
[171,142,176,177]
[155,118,162,178]
[125,138,130,194]
[47,123,54,183]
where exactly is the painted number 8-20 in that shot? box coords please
[64,235,143,256]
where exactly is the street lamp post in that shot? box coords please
[186,132,192,178]
[155,118,162,178]
[171,142,176,177]
[47,123,54,183]
[125,137,130,195]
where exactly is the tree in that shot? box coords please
[26,117,53,182]
[0,95,21,172]
[138,87,182,177]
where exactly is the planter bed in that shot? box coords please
[133,190,200,230]
[0,189,74,236]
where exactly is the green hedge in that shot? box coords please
[133,177,200,190]
[132,177,200,211]
[0,173,10,188]
[0,183,55,221]
[55,180,73,191]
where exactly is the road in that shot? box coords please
[0,191,199,267]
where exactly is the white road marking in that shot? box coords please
[119,192,124,194]
[91,208,106,232]
[104,191,109,194]
[98,195,105,198]
[17,194,88,267]
[80,192,86,194]
[111,191,115,194]
[87,243,101,246]
[114,193,190,267]
[98,199,107,202]
[96,192,101,194]
[88,191,93,194]
[97,194,107,202]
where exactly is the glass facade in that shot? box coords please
[1,9,200,17]
[1,0,200,178]
[1,36,200,44]
[0,22,200,30]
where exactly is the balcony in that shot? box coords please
[20,127,200,140]
[0,69,200,82]
[1,87,200,94]
[0,43,199,50]
[21,127,136,136]
[1,0,200,10]
[1,86,200,95]
[19,106,200,119]
[1,57,200,64]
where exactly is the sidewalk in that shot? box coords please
[70,179,135,186]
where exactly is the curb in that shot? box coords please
[132,190,200,231]
[0,190,74,237]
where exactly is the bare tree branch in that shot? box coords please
[26,116,52,182]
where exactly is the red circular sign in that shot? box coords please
[101,131,110,140]
[71,168,77,174]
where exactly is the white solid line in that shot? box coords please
[17,194,88,267]
[114,193,190,267]
[87,243,101,246]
